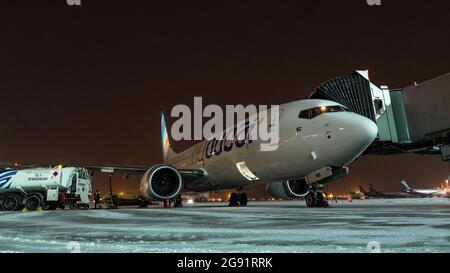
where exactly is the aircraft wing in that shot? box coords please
[86,165,149,175]
[1,161,206,182]
[86,165,206,182]
[0,161,53,169]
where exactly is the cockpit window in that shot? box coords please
[298,105,346,119]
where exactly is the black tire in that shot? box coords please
[305,192,317,207]
[24,195,41,211]
[43,202,58,210]
[229,192,238,206]
[173,195,183,207]
[316,192,329,207]
[239,193,248,206]
[77,204,89,210]
[2,194,21,211]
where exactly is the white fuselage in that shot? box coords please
[151,99,378,192]
[409,188,448,196]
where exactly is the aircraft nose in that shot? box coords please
[334,113,378,165]
[349,114,378,147]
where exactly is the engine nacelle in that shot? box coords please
[266,180,310,199]
[140,165,182,201]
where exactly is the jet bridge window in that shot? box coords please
[373,99,385,115]
[298,105,346,119]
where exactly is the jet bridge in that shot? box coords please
[308,70,450,160]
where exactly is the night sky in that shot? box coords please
[0,0,449,195]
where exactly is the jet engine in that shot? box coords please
[266,180,310,199]
[140,165,182,200]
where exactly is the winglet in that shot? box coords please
[161,112,177,162]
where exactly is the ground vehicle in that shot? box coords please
[102,194,150,208]
[0,167,92,211]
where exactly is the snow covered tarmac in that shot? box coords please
[0,198,449,253]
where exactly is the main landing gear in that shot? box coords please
[229,192,248,207]
[173,195,183,207]
[305,191,329,208]
[162,195,183,208]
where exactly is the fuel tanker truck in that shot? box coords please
[0,167,92,211]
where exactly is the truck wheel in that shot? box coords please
[24,195,41,211]
[2,194,20,211]
[44,202,58,210]
[77,204,89,210]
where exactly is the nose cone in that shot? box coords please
[333,113,378,166]
[347,114,378,149]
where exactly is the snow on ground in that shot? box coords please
[0,198,449,253]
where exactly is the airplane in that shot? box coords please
[358,184,412,199]
[400,180,448,197]
[349,190,365,199]
[90,99,378,208]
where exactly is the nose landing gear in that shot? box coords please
[305,191,329,207]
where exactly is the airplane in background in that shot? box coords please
[400,180,449,197]
[90,99,378,208]
[358,184,412,199]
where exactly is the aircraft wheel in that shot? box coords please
[139,200,149,208]
[173,195,183,207]
[316,192,329,208]
[239,193,248,206]
[24,195,41,211]
[2,194,21,211]
[229,193,238,206]
[305,192,317,207]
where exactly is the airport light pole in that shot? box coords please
[109,173,114,208]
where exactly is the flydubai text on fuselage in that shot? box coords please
[138,99,378,199]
